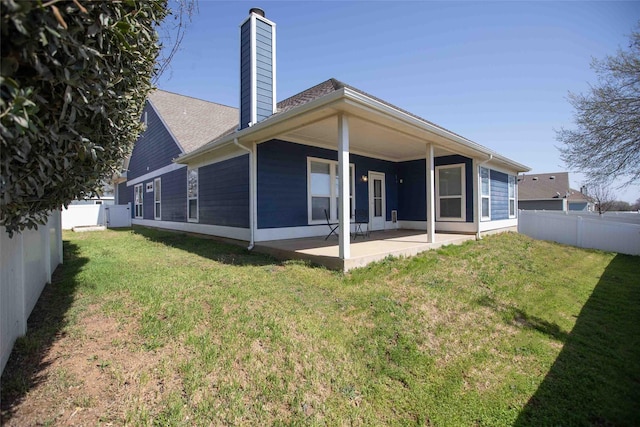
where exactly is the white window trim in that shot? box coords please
[187,168,199,223]
[154,177,161,220]
[480,166,491,221]
[306,157,355,225]
[134,183,143,219]
[435,163,466,222]
[509,175,517,218]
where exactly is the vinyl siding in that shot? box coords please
[198,155,249,228]
[519,199,565,211]
[161,167,187,222]
[257,140,399,229]
[117,182,131,206]
[127,104,182,180]
[397,159,427,221]
[255,18,273,123]
[239,20,252,129]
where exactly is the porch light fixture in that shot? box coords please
[361,175,368,182]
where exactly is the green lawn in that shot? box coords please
[2,227,639,426]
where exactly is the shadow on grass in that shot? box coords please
[0,240,88,423]
[129,226,297,268]
[476,295,569,343]
[514,253,640,426]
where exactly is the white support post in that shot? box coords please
[338,114,350,259]
[426,143,435,243]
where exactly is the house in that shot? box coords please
[518,172,594,212]
[116,8,530,270]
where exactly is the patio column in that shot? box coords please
[426,143,435,243]
[338,113,350,259]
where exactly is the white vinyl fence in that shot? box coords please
[1,211,63,373]
[518,210,640,256]
[61,203,131,229]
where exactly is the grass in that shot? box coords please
[1,227,639,426]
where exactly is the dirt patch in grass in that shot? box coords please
[1,305,188,426]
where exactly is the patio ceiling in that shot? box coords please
[280,113,457,162]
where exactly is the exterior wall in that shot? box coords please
[143,180,155,220]
[255,18,274,123]
[239,19,251,129]
[161,167,187,222]
[199,155,250,228]
[435,155,474,223]
[490,169,509,220]
[569,201,588,211]
[117,182,131,206]
[397,159,426,221]
[519,199,565,211]
[127,103,182,180]
[256,140,399,229]
[239,15,274,129]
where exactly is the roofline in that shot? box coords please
[176,88,531,172]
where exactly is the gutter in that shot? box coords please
[233,137,255,250]
[476,154,493,240]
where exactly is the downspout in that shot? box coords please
[233,137,255,250]
[476,154,493,240]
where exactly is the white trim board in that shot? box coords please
[132,219,250,241]
[127,163,186,187]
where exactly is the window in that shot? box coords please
[134,184,143,218]
[508,175,516,218]
[187,169,198,222]
[436,164,465,221]
[480,167,490,220]
[308,158,354,223]
[154,177,161,220]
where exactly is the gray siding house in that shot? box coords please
[518,172,593,212]
[116,8,530,269]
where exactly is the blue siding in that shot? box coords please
[239,18,274,129]
[161,167,187,222]
[490,170,509,220]
[143,181,154,220]
[199,155,249,228]
[117,182,131,206]
[435,155,474,223]
[255,18,273,123]
[127,104,182,180]
[397,159,427,221]
[239,20,251,129]
[257,140,399,229]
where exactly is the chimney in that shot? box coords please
[239,8,276,130]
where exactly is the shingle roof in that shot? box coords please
[517,172,589,202]
[274,78,472,143]
[148,90,238,153]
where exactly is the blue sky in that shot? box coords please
[156,1,640,202]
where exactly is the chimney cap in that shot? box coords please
[250,7,265,17]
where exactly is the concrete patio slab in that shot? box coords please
[255,230,476,271]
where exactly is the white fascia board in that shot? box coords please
[342,88,530,173]
[127,163,186,187]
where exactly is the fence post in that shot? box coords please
[576,216,584,248]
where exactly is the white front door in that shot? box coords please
[368,172,386,231]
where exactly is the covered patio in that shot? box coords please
[255,230,476,271]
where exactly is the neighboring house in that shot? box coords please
[518,172,594,211]
[116,8,530,262]
[69,196,115,206]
